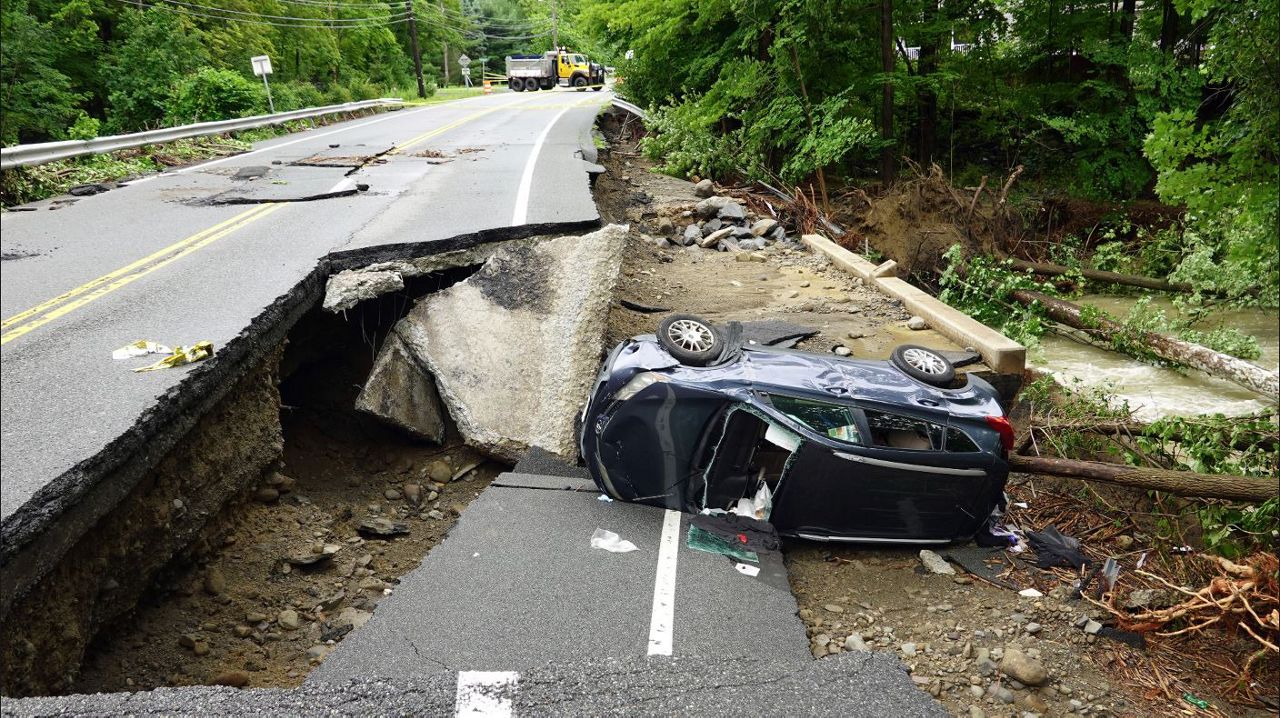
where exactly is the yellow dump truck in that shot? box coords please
[505,49,605,92]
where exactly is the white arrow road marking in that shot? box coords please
[510,103,575,227]
[647,509,682,656]
[455,670,519,718]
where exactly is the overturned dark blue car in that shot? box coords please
[579,315,1013,544]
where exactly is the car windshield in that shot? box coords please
[768,395,861,445]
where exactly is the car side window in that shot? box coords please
[768,395,862,445]
[864,409,944,451]
[946,427,980,452]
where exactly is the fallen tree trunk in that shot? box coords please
[1010,290,1279,400]
[1009,259,1194,293]
[1009,454,1278,502]
[1024,421,1279,453]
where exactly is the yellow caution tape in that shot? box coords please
[113,339,214,372]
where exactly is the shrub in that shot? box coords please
[166,68,265,125]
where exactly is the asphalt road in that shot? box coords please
[0,89,606,545]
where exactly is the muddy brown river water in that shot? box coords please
[1038,295,1279,420]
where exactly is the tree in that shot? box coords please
[0,0,82,144]
[103,8,208,131]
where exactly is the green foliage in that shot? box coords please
[166,68,265,124]
[103,9,209,131]
[938,245,1061,348]
[0,0,83,144]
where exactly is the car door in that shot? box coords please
[763,395,994,542]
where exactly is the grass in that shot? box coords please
[398,85,491,106]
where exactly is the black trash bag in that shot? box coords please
[1026,525,1092,569]
[690,513,780,553]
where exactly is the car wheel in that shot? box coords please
[657,314,721,366]
[890,345,956,387]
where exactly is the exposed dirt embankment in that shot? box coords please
[0,350,284,696]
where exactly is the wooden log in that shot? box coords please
[1026,421,1278,453]
[1010,290,1279,400]
[1009,259,1193,293]
[1009,454,1277,502]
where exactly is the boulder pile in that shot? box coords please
[660,192,793,252]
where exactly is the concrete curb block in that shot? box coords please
[801,233,1026,375]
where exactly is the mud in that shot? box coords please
[0,352,284,696]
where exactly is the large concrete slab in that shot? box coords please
[312,472,810,680]
[390,226,628,461]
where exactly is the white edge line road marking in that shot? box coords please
[647,509,682,656]
[510,102,577,227]
[455,670,519,718]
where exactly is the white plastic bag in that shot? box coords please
[590,528,638,553]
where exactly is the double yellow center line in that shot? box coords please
[1,203,284,345]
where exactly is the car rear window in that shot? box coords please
[946,427,981,452]
[769,395,862,445]
[864,409,944,450]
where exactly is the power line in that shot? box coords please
[154,0,410,23]
[109,0,413,27]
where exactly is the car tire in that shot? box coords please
[891,345,956,387]
[657,314,721,366]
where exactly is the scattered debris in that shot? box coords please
[68,183,110,196]
[918,550,956,575]
[357,517,410,538]
[1025,525,1091,569]
[589,528,638,553]
[113,340,214,372]
[322,268,405,312]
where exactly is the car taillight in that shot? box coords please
[985,415,1015,453]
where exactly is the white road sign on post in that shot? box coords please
[458,54,471,67]
[251,55,275,114]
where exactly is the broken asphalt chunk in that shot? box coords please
[357,517,410,538]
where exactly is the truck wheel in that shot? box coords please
[573,76,588,91]
[510,78,524,92]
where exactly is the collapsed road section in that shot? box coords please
[0,222,621,697]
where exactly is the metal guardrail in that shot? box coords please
[0,98,403,170]
[610,98,648,120]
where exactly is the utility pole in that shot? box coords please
[437,0,449,86]
[406,1,426,97]
[551,0,558,48]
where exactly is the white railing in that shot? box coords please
[0,98,403,170]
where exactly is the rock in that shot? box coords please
[255,487,280,503]
[178,633,199,650]
[389,226,628,461]
[799,280,811,288]
[357,517,410,537]
[693,178,714,197]
[999,648,1049,686]
[323,269,405,313]
[731,226,754,239]
[1025,622,1042,635]
[694,196,733,219]
[266,472,295,493]
[316,590,346,613]
[211,670,250,688]
[286,544,342,566]
[1018,692,1050,714]
[918,549,956,575]
[403,483,422,505]
[277,609,301,631]
[770,226,787,243]
[682,224,702,245]
[192,641,210,657]
[1083,619,1104,635]
[354,333,448,444]
[907,316,929,330]
[701,218,723,236]
[307,644,334,661]
[844,634,869,652]
[336,607,373,630]
[834,346,852,357]
[968,685,985,700]
[1124,588,1172,610]
[426,460,452,483]
[246,612,268,624]
[1114,534,1134,550]
[750,218,779,236]
[823,603,845,613]
[699,227,734,249]
[383,488,402,501]
[900,642,917,657]
[717,202,746,221]
[232,624,252,638]
[657,217,675,234]
[203,567,227,596]
[968,707,986,718]
[427,509,445,520]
